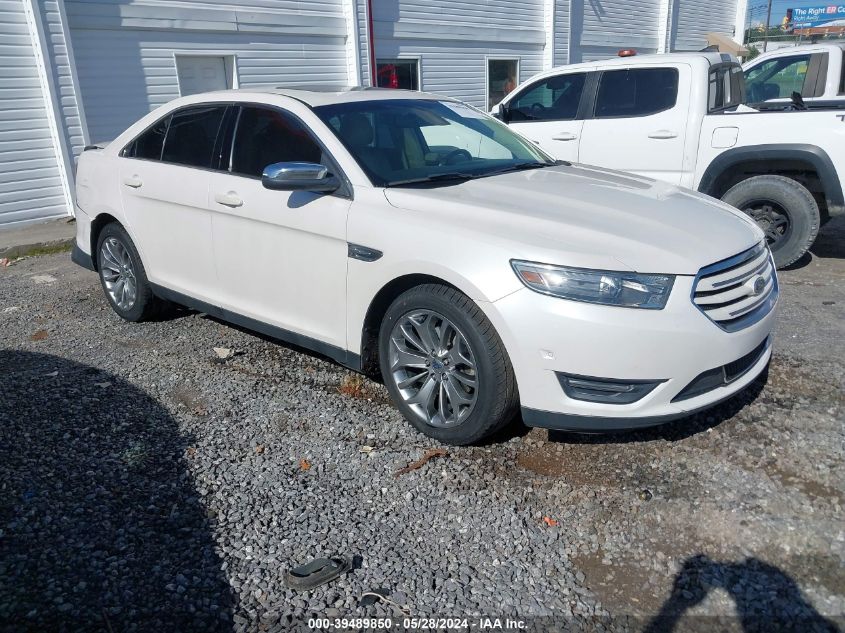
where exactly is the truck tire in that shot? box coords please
[721,175,820,268]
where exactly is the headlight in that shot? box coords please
[511,260,674,309]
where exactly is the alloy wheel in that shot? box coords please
[388,310,479,428]
[100,237,137,311]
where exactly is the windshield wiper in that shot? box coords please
[386,172,478,187]
[481,160,567,178]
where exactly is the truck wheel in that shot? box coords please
[378,284,519,445]
[721,175,820,268]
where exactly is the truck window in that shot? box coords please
[840,60,845,95]
[507,73,586,122]
[708,65,745,112]
[594,68,678,118]
[744,55,810,102]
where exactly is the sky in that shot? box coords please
[747,0,830,27]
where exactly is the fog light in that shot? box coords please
[557,373,663,404]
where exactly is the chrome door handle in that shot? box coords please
[648,130,678,139]
[214,192,243,208]
[122,176,142,189]
[552,132,578,141]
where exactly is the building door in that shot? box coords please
[175,55,231,96]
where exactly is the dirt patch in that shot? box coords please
[572,548,664,615]
[169,385,209,416]
[766,356,845,404]
[515,433,653,487]
[763,461,845,506]
[29,329,48,341]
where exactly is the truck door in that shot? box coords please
[502,71,589,162]
[578,65,690,185]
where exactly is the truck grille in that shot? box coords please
[692,242,778,332]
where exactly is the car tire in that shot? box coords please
[96,223,162,322]
[721,175,820,269]
[378,284,519,445]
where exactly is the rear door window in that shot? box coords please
[230,106,324,178]
[508,73,586,122]
[160,105,228,168]
[123,116,169,160]
[594,68,679,118]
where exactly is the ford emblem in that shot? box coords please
[752,276,766,296]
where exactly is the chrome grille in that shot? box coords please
[692,242,778,332]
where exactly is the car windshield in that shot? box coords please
[313,98,557,187]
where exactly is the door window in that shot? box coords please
[507,73,586,122]
[376,59,419,90]
[594,68,679,118]
[487,59,519,110]
[122,116,169,160]
[744,55,810,101]
[160,105,228,168]
[230,107,324,178]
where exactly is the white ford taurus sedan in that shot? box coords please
[72,87,777,444]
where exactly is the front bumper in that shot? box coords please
[483,276,777,432]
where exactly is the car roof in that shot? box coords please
[748,42,845,61]
[200,86,452,107]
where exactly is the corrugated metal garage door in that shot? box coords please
[569,0,661,62]
[0,0,68,227]
[66,0,349,143]
[674,0,738,51]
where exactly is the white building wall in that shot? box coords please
[370,0,546,108]
[356,0,371,86]
[0,0,71,226]
[66,0,349,143]
[553,0,570,66]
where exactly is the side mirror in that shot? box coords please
[261,162,340,193]
[490,103,507,121]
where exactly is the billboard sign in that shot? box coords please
[789,5,845,28]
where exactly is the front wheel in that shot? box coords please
[721,175,820,268]
[378,284,519,445]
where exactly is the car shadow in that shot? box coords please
[0,350,233,631]
[544,364,769,446]
[643,554,841,632]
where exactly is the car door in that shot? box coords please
[207,105,351,350]
[118,104,228,301]
[502,71,589,161]
[578,65,689,185]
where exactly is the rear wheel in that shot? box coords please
[378,284,519,445]
[721,175,820,268]
[96,223,163,322]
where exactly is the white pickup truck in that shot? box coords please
[493,51,845,267]
[743,43,845,105]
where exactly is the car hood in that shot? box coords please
[383,164,764,275]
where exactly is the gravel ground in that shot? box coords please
[1,221,843,632]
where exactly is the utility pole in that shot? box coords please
[763,0,773,51]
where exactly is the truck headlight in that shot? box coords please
[511,260,674,309]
